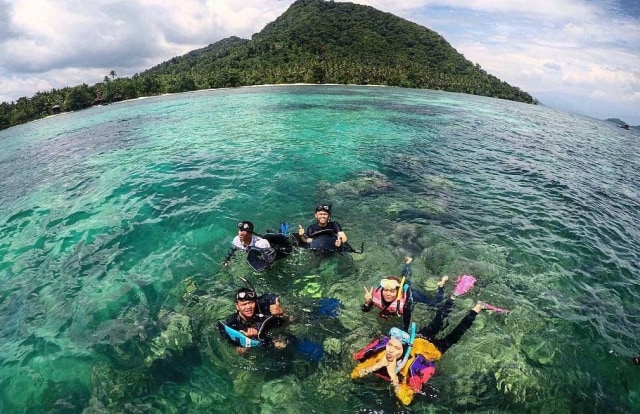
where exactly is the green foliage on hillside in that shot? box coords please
[1,0,536,130]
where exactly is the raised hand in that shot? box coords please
[270,297,284,315]
[363,286,374,303]
[298,224,304,236]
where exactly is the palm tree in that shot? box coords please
[110,70,117,80]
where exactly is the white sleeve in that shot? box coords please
[231,236,244,249]
[254,237,271,249]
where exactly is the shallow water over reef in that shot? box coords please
[1,85,639,413]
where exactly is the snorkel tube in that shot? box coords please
[395,275,405,314]
[239,276,256,292]
[395,257,412,313]
[396,322,417,373]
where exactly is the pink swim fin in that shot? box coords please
[453,275,476,296]
[482,302,510,314]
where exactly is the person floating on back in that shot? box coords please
[361,257,449,331]
[352,294,509,405]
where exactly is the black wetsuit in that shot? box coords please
[219,294,285,347]
[418,298,478,354]
[305,221,343,239]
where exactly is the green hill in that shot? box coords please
[143,0,533,102]
[1,0,535,130]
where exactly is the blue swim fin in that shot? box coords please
[279,222,290,236]
[312,297,343,320]
[296,339,324,361]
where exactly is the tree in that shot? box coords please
[63,84,93,111]
[0,0,536,130]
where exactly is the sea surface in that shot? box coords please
[1,85,639,413]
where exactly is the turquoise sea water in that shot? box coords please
[1,85,639,413]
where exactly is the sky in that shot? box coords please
[1,0,639,124]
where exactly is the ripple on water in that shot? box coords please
[0,86,639,413]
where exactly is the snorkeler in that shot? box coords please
[354,336,404,389]
[361,257,449,331]
[297,203,348,251]
[221,220,293,271]
[353,298,508,405]
[222,221,271,266]
[218,287,290,353]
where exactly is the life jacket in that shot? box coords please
[351,333,439,405]
[371,282,411,315]
[307,223,340,252]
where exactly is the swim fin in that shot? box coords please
[453,275,476,296]
[481,302,510,314]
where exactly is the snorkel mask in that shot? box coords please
[380,277,402,290]
[315,204,332,213]
[235,289,257,301]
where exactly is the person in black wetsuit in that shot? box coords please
[297,203,348,250]
[218,287,290,354]
[417,298,485,354]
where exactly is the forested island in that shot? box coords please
[0,0,536,131]
[605,118,639,130]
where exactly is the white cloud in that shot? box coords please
[1,0,289,72]
[382,0,640,123]
[0,0,291,103]
[352,0,601,21]
[0,0,638,123]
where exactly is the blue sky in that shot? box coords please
[0,0,638,124]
